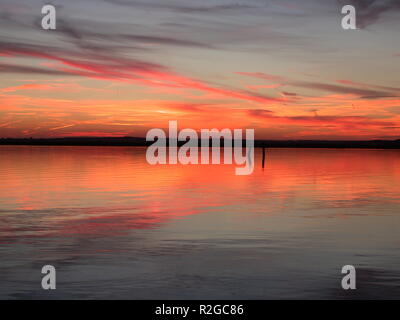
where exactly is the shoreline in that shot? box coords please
[0,137,400,149]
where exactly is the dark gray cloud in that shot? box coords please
[0,39,170,79]
[292,81,398,99]
[0,63,79,76]
[0,0,321,58]
[237,72,400,99]
[0,5,214,54]
[103,0,258,13]
[50,18,214,50]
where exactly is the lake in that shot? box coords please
[0,146,399,299]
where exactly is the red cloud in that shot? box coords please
[0,43,281,105]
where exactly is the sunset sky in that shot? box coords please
[0,0,399,140]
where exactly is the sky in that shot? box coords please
[0,0,399,140]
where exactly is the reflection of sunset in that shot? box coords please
[1,146,399,241]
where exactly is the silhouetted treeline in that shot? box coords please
[1,137,400,149]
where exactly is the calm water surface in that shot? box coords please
[0,146,399,299]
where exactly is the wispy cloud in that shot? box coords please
[237,72,399,99]
[247,108,396,128]
[292,82,397,99]
[0,63,77,76]
[103,0,258,13]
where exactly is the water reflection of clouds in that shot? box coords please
[1,147,400,299]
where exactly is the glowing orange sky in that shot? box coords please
[0,0,399,140]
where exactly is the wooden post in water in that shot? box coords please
[262,146,266,169]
